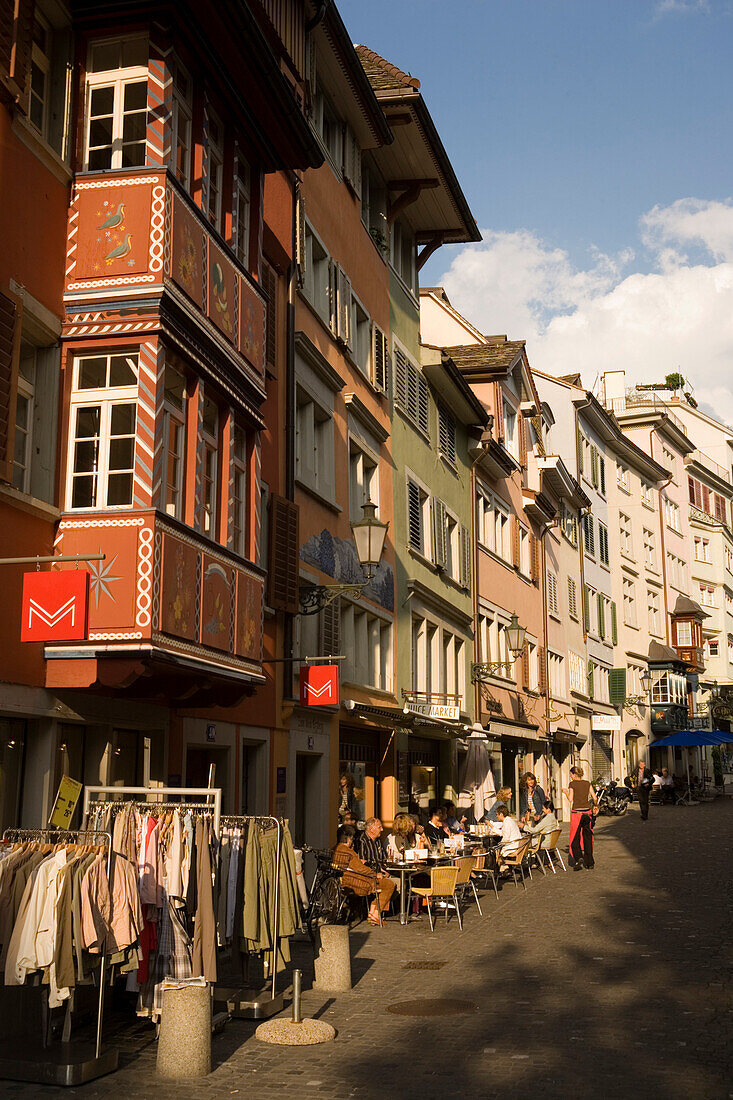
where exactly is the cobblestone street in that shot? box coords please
[5,799,732,1100]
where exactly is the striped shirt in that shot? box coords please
[360,833,387,872]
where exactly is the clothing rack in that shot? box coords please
[216,814,285,1020]
[0,827,118,1087]
[81,785,222,836]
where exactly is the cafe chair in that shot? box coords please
[409,866,462,932]
[332,850,384,926]
[525,832,546,879]
[472,848,500,900]
[453,855,482,916]
[499,837,531,890]
[541,828,566,874]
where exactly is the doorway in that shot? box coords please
[294,752,321,848]
[186,745,230,811]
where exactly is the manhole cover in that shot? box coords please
[387,998,478,1016]
[403,961,447,971]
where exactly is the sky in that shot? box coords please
[339,0,733,421]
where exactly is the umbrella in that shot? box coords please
[458,725,496,818]
[651,730,730,804]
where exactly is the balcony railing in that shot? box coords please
[64,168,266,388]
[603,389,687,435]
[685,449,731,485]
[48,509,264,682]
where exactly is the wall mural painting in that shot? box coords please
[208,242,237,343]
[160,534,198,641]
[201,556,233,652]
[75,184,151,280]
[240,277,266,378]
[170,194,205,308]
[300,531,394,612]
[236,572,263,661]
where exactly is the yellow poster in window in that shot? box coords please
[48,775,83,829]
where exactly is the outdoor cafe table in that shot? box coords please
[386,839,501,925]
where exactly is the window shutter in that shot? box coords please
[407,479,423,553]
[372,324,388,393]
[432,497,447,569]
[597,593,605,639]
[567,577,577,619]
[0,288,22,484]
[511,516,520,569]
[609,667,627,706]
[591,445,598,488]
[538,645,547,695]
[267,494,299,613]
[9,0,34,97]
[599,457,606,495]
[521,643,530,689]
[610,600,618,645]
[577,428,584,474]
[588,660,595,700]
[583,584,591,632]
[530,533,539,585]
[0,0,15,81]
[417,372,429,436]
[459,523,471,589]
[327,260,338,336]
[438,405,456,465]
[262,262,277,373]
[342,125,361,199]
[336,264,352,347]
[519,414,527,469]
[715,493,726,522]
[702,484,710,515]
[320,597,341,656]
[304,32,317,113]
[394,344,407,411]
[295,185,306,285]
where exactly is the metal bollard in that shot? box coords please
[292,969,302,1024]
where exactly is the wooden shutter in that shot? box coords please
[715,493,726,522]
[530,533,539,585]
[459,524,471,589]
[577,427,584,474]
[9,0,34,100]
[372,324,388,393]
[262,261,277,374]
[567,577,577,619]
[519,414,527,469]
[0,288,22,484]
[394,344,407,411]
[597,593,605,640]
[417,372,429,436]
[438,405,456,465]
[267,494,299,613]
[432,498,447,569]
[511,516,520,569]
[337,264,352,347]
[320,597,341,656]
[407,479,423,553]
[538,645,547,695]
[688,476,698,506]
[304,31,317,113]
[0,0,14,81]
[609,667,627,706]
[702,484,710,515]
[610,600,618,645]
[583,584,591,632]
[342,125,361,199]
[521,643,530,689]
[587,660,595,701]
[295,184,306,285]
[599,456,606,495]
[591,445,598,488]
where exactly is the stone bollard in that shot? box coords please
[157,984,212,1079]
[313,924,352,993]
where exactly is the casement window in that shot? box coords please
[349,440,379,524]
[349,294,370,375]
[641,481,654,508]
[523,638,539,692]
[231,423,247,556]
[394,341,429,437]
[435,506,469,586]
[694,536,711,563]
[234,153,251,267]
[662,445,676,481]
[562,503,578,547]
[12,354,35,493]
[302,223,331,325]
[29,13,51,138]
[666,551,685,590]
[725,545,733,574]
[622,577,637,627]
[438,404,457,467]
[407,476,430,557]
[295,386,334,498]
[171,59,192,190]
[548,652,565,699]
[592,664,610,704]
[478,609,512,676]
[583,513,595,557]
[201,397,218,536]
[85,37,148,170]
[619,512,633,556]
[517,523,530,576]
[598,521,609,566]
[651,669,687,705]
[664,497,681,532]
[412,615,438,694]
[476,485,510,561]
[341,601,392,691]
[313,81,343,167]
[648,589,661,636]
[707,638,719,658]
[644,527,656,570]
[567,576,578,620]
[207,110,224,233]
[714,492,726,522]
[617,462,629,491]
[68,351,138,509]
[390,217,416,294]
[547,570,559,617]
[442,630,466,704]
[162,365,185,519]
[675,621,692,647]
[360,161,388,250]
[569,651,586,694]
[502,400,518,459]
[699,583,716,607]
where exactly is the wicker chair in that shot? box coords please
[331,848,383,925]
[499,837,531,890]
[525,831,546,878]
[541,828,566,873]
[409,866,462,932]
[472,848,500,899]
[453,855,482,916]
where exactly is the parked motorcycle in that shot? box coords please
[596,778,633,816]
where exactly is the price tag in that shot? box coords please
[48,775,83,829]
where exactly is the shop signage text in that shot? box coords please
[404,702,460,721]
[300,664,339,706]
[21,571,89,643]
[591,714,621,731]
[48,775,83,828]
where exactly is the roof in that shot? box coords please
[444,341,526,374]
[648,641,685,663]
[317,17,393,147]
[672,595,709,620]
[354,46,421,92]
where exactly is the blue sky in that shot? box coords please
[340,0,733,418]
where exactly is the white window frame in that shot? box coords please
[12,363,35,494]
[231,422,248,557]
[29,12,51,139]
[84,39,149,171]
[201,397,219,536]
[171,58,193,190]
[406,472,431,559]
[342,599,392,692]
[623,577,637,627]
[234,153,251,267]
[619,512,633,557]
[476,483,510,562]
[349,437,379,525]
[295,384,334,500]
[206,108,224,233]
[647,588,661,636]
[694,536,711,563]
[161,365,185,519]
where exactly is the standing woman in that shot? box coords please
[338,772,357,823]
[519,772,546,824]
[563,766,598,870]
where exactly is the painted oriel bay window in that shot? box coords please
[84,37,148,170]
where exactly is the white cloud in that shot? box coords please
[654,0,711,15]
[437,198,733,424]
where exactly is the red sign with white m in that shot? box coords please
[300,664,339,707]
[21,571,90,643]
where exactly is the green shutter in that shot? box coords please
[578,427,584,474]
[583,584,591,631]
[591,446,598,488]
[609,668,627,705]
[597,593,605,639]
[588,660,595,700]
[610,600,618,645]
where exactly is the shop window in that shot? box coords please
[0,718,26,833]
[68,351,138,510]
[85,37,148,170]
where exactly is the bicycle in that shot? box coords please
[301,844,348,942]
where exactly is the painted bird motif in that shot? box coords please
[105,234,132,265]
[98,203,125,230]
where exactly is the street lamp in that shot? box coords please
[471,613,527,682]
[626,668,653,708]
[299,499,389,615]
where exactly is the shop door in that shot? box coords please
[591,733,612,784]
[501,745,518,813]
[186,746,230,811]
[409,765,437,819]
[295,752,321,848]
[625,734,640,776]
[0,718,26,832]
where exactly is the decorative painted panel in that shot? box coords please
[208,241,238,344]
[236,571,263,661]
[170,191,205,308]
[160,532,198,641]
[240,276,266,378]
[200,554,234,651]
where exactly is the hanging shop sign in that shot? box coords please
[404,702,460,721]
[21,570,89,643]
[48,775,83,828]
[591,713,621,731]
[300,664,339,706]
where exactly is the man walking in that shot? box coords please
[635,759,655,821]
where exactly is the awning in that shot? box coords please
[342,700,462,736]
[652,730,732,748]
[489,719,543,743]
[553,729,580,745]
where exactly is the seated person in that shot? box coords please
[359,816,389,874]
[386,813,427,859]
[333,824,395,926]
[660,767,676,803]
[443,801,467,833]
[488,805,523,867]
[523,799,559,846]
[652,769,664,788]
[479,787,513,824]
[424,807,449,847]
